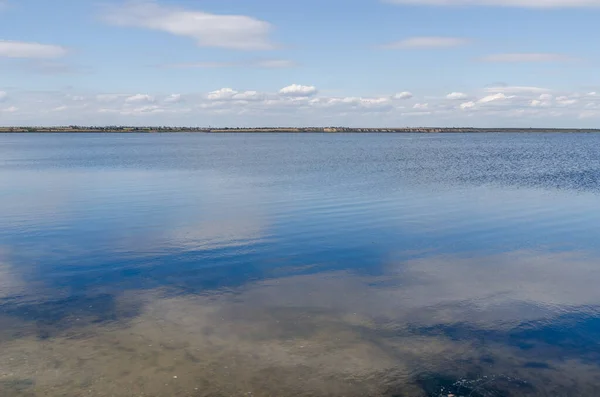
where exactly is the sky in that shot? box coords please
[1,0,600,127]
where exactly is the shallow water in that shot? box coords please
[1,133,600,396]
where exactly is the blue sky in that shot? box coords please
[1,0,600,127]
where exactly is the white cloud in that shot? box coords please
[164,94,182,103]
[208,88,238,100]
[309,96,393,112]
[103,0,276,50]
[125,94,155,103]
[101,105,192,117]
[1,106,18,113]
[5,86,600,128]
[446,92,468,100]
[393,91,413,100]
[484,86,550,94]
[460,101,476,110]
[0,91,6,102]
[360,97,392,108]
[478,93,516,103]
[529,99,551,108]
[480,53,576,62]
[381,36,469,49]
[205,88,263,102]
[232,91,263,101]
[402,111,432,116]
[556,96,579,106]
[309,97,350,107]
[0,40,67,58]
[138,105,163,114]
[384,0,600,7]
[279,84,318,97]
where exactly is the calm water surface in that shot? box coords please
[1,133,600,396]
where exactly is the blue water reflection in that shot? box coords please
[1,133,600,396]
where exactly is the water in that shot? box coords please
[0,133,599,396]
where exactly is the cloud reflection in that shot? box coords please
[2,249,599,396]
[0,250,25,300]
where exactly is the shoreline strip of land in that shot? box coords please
[1,127,599,133]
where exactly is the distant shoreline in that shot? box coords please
[1,127,599,134]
